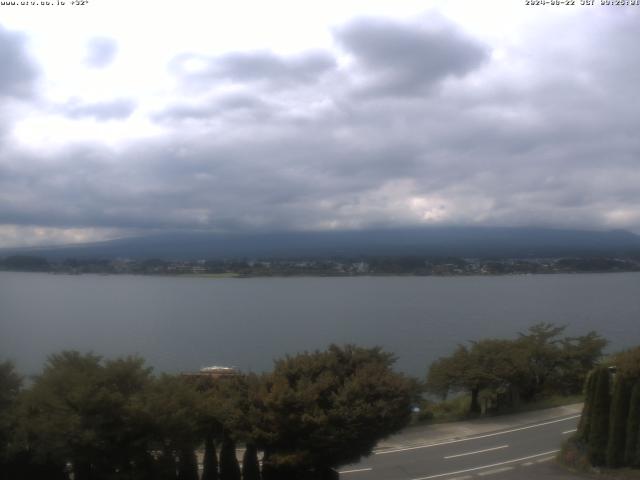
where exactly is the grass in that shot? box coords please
[411,393,584,426]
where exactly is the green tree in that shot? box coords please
[427,340,525,414]
[17,352,154,480]
[253,345,415,478]
[427,323,607,415]
[556,331,608,395]
[587,367,611,466]
[177,447,198,480]
[219,436,241,480]
[0,361,23,478]
[515,323,566,401]
[201,433,219,480]
[144,374,205,479]
[576,369,597,441]
[625,382,640,467]
[606,375,632,467]
[242,443,260,480]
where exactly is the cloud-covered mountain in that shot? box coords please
[1,7,639,248]
[5,226,640,261]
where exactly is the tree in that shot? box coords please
[576,369,597,442]
[426,323,607,414]
[219,436,241,480]
[556,331,608,395]
[242,443,260,480]
[515,323,566,401]
[0,361,22,477]
[587,367,611,466]
[625,382,640,467]
[177,448,199,480]
[253,345,415,478]
[427,340,525,414]
[17,352,154,480]
[606,375,631,467]
[201,433,219,480]
[612,346,640,379]
[144,374,206,479]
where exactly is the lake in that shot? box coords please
[1,271,639,377]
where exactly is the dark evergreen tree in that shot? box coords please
[577,369,596,441]
[202,433,219,480]
[177,447,199,480]
[242,443,260,480]
[219,436,241,480]
[155,451,178,480]
[606,376,632,467]
[588,367,611,466]
[625,382,640,467]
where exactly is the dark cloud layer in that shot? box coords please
[170,49,336,88]
[335,17,488,95]
[0,26,38,98]
[1,12,640,245]
[153,93,269,122]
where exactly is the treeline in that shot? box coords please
[2,254,640,276]
[426,323,607,415]
[573,346,640,469]
[0,346,416,480]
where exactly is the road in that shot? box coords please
[339,411,581,480]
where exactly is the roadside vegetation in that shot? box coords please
[0,323,628,479]
[422,323,606,421]
[0,346,416,480]
[561,346,640,474]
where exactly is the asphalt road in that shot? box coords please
[339,413,581,480]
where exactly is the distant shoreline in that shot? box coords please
[2,268,639,279]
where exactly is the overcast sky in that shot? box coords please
[0,0,639,247]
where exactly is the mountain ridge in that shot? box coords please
[2,226,640,260]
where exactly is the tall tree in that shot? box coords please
[219,436,241,480]
[201,433,219,480]
[587,367,611,466]
[577,369,597,442]
[242,443,261,480]
[606,375,632,467]
[625,382,640,467]
[253,345,415,478]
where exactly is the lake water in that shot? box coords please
[1,272,639,378]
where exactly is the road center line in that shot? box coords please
[376,415,579,455]
[444,444,509,459]
[338,467,373,474]
[477,466,514,476]
[562,429,577,434]
[409,449,560,480]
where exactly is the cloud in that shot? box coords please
[153,93,270,123]
[1,11,640,247]
[85,37,118,68]
[170,49,336,89]
[61,98,136,120]
[334,16,488,95]
[0,25,38,98]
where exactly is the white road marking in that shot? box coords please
[376,415,579,455]
[477,466,514,476]
[444,445,509,459]
[448,476,473,480]
[338,467,373,474]
[535,456,556,463]
[562,429,577,434]
[409,449,560,480]
[521,462,534,466]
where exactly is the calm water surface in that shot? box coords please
[1,272,639,377]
